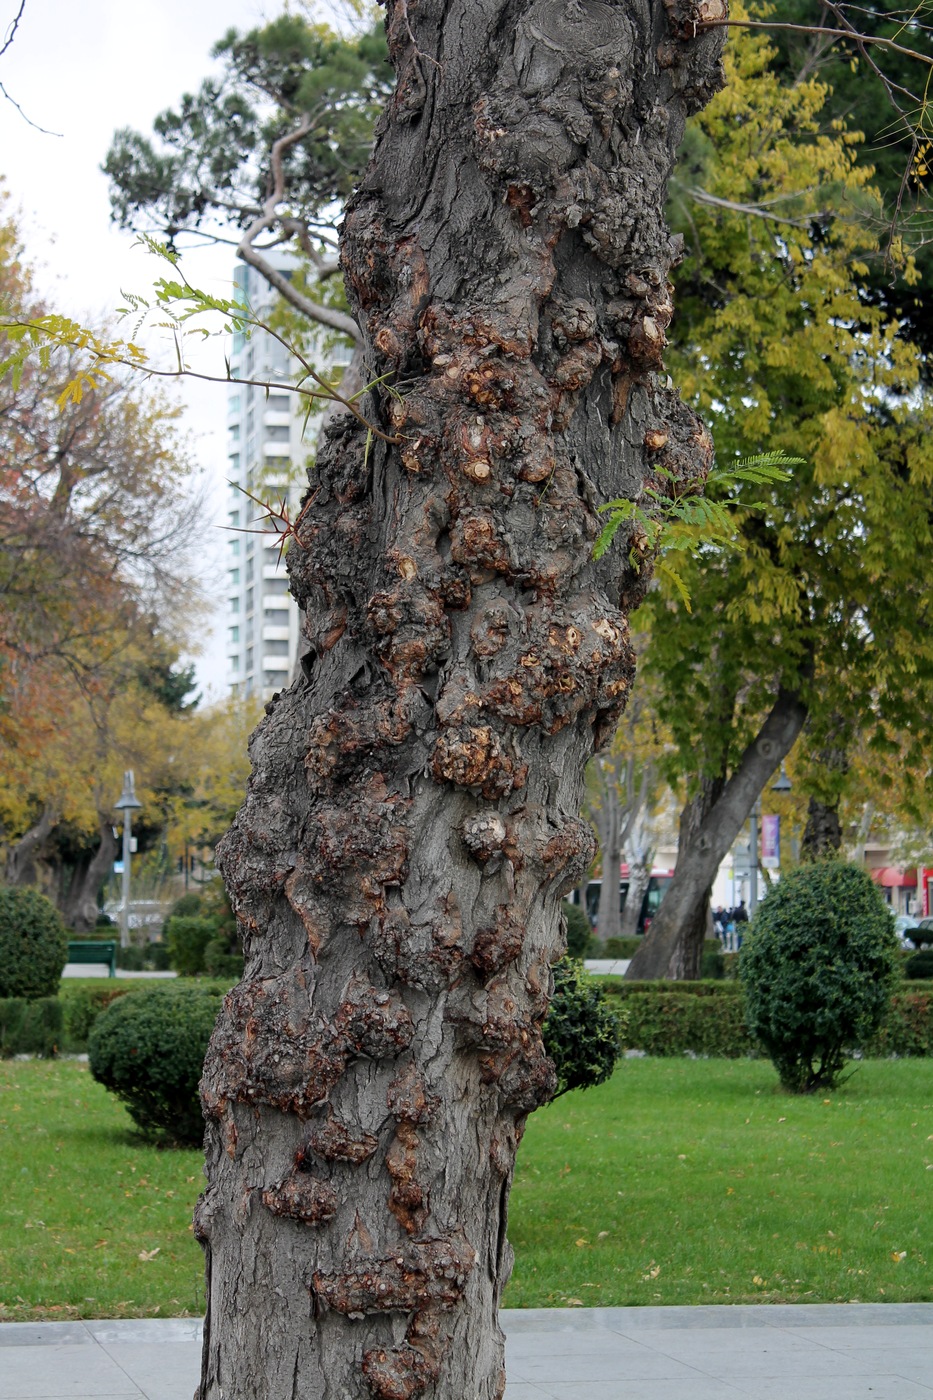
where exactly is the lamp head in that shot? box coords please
[114,769,143,811]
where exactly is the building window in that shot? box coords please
[229,453,240,474]
[229,568,240,585]
[228,626,239,643]
[229,539,240,556]
[229,655,239,671]
[266,424,290,441]
[229,596,239,614]
[228,510,240,527]
[264,639,290,657]
[245,588,254,612]
[229,423,240,440]
[264,606,288,620]
[268,393,289,411]
[265,577,290,596]
[246,647,254,670]
[264,671,285,688]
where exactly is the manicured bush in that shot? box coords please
[867,987,933,1057]
[61,984,138,1046]
[0,996,63,1056]
[203,937,243,980]
[148,941,171,971]
[562,900,595,959]
[603,936,641,959]
[0,886,69,999]
[740,861,899,1093]
[115,944,145,971]
[543,959,621,1096]
[164,915,216,975]
[616,988,753,1057]
[700,938,725,980]
[169,891,204,918]
[905,950,933,980]
[88,984,225,1145]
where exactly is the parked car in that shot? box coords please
[910,917,933,949]
[894,915,919,945]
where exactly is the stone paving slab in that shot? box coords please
[0,1306,931,1399]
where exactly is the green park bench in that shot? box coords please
[66,940,117,977]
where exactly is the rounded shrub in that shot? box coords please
[543,958,621,1097]
[0,885,69,999]
[164,915,216,975]
[740,861,899,1093]
[88,985,225,1145]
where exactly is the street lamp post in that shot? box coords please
[114,771,142,950]
[749,797,761,917]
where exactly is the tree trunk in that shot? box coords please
[595,769,621,943]
[198,6,725,1398]
[63,816,118,932]
[626,685,808,980]
[4,805,57,887]
[801,797,843,859]
[618,786,654,940]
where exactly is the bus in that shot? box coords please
[569,868,674,937]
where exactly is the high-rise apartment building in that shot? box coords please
[224,257,350,699]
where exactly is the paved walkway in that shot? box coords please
[2,1306,932,1399]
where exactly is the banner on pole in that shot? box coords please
[761,814,780,869]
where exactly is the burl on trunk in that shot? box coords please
[197,4,724,1397]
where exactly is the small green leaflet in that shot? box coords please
[592,451,803,607]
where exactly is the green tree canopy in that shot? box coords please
[626,9,933,978]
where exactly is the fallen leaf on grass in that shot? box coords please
[892,1251,907,1263]
[138,1248,160,1262]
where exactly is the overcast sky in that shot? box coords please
[0,0,299,700]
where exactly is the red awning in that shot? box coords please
[870,867,918,888]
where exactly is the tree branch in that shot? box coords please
[237,115,362,343]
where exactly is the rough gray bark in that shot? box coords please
[63,816,118,932]
[198,5,725,1398]
[626,685,808,980]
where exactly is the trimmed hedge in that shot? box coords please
[614,987,752,1058]
[89,984,226,1145]
[0,886,68,999]
[0,997,63,1056]
[600,978,933,1059]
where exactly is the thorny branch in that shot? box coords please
[0,1,62,135]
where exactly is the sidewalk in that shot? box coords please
[2,1305,932,1399]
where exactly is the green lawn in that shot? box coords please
[1,1057,931,1319]
[508,1057,933,1308]
[0,1060,204,1321]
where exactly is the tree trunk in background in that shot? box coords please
[63,816,118,932]
[801,797,843,859]
[4,805,57,888]
[198,5,725,1398]
[617,766,654,939]
[626,685,808,980]
[595,772,621,943]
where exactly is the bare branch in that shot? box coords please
[0,0,24,59]
[237,114,362,343]
[700,17,933,69]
